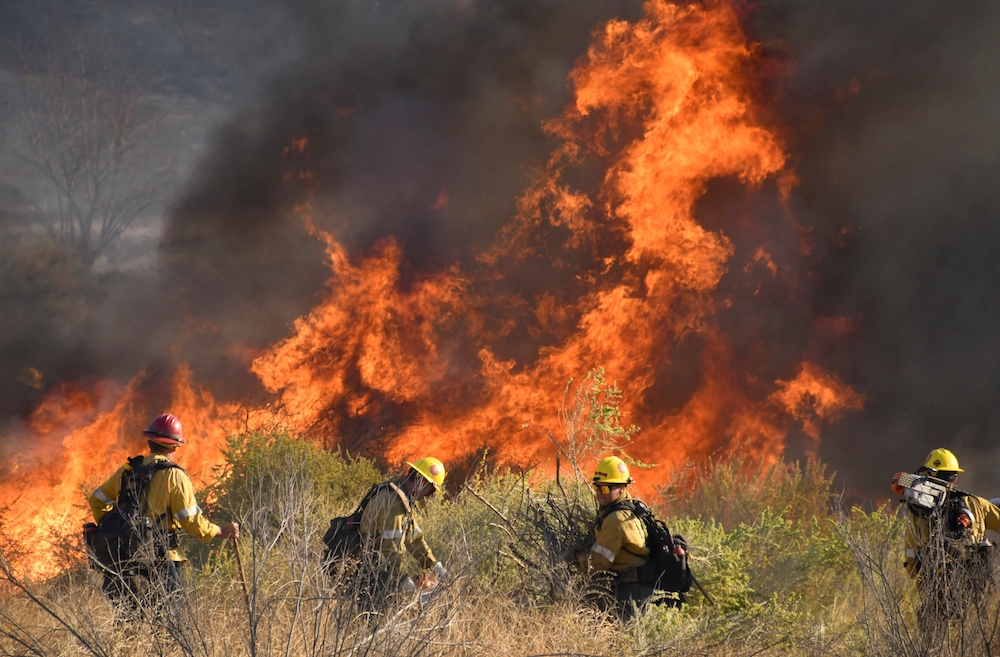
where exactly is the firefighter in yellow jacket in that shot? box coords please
[894,448,1000,608]
[574,456,654,620]
[88,413,238,617]
[358,457,448,605]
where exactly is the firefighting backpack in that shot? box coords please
[322,482,410,570]
[608,499,693,593]
[83,456,181,572]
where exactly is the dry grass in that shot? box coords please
[837,502,1000,657]
[3,434,1000,656]
[0,561,624,657]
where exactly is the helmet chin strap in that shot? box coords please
[416,478,435,498]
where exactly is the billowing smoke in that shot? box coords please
[160,0,645,393]
[0,0,641,417]
[4,0,1000,499]
[744,1,1000,496]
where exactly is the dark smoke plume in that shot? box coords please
[161,0,644,389]
[5,0,1000,499]
[747,1,1000,497]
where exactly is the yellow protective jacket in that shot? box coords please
[581,491,650,574]
[359,482,436,572]
[903,493,1000,578]
[88,454,221,562]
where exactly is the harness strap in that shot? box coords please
[596,499,636,529]
[386,482,411,513]
[356,481,415,539]
[121,456,183,529]
[598,498,673,559]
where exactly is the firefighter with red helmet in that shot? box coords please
[893,448,1000,614]
[88,413,239,619]
[357,457,448,607]
[573,456,655,620]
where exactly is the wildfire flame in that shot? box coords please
[0,0,863,579]
[0,367,251,578]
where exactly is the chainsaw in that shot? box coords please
[892,472,952,510]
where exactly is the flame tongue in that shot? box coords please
[252,0,860,473]
[566,0,786,271]
[2,0,864,578]
[0,368,238,579]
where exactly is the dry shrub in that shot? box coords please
[5,428,1000,656]
[837,501,1000,657]
[659,448,836,530]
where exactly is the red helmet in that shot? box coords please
[143,413,185,446]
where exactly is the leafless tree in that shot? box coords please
[157,0,196,59]
[8,27,167,269]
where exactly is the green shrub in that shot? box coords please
[185,431,382,567]
[628,454,868,653]
[659,451,837,529]
[205,430,382,519]
[554,368,643,482]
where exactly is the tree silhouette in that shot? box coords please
[9,27,166,269]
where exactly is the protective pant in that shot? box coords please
[102,560,185,624]
[614,581,656,621]
[586,568,656,622]
[351,565,404,612]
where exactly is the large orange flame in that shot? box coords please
[253,0,860,475]
[0,367,248,578]
[1,0,863,579]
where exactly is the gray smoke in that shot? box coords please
[745,1,1000,498]
[159,0,644,387]
[4,0,1000,499]
[0,0,643,419]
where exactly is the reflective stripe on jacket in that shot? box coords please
[88,454,221,562]
[359,482,436,571]
[588,491,649,573]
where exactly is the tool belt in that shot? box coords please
[615,561,656,585]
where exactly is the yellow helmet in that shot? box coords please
[407,457,446,490]
[592,456,632,485]
[924,448,963,473]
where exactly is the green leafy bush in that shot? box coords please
[205,431,382,521]
[186,431,382,567]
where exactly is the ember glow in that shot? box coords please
[1,0,863,578]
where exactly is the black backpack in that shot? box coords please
[322,482,410,570]
[83,456,181,572]
[610,499,693,593]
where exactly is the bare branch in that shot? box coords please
[7,24,168,269]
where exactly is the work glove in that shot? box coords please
[432,561,448,579]
[415,572,436,589]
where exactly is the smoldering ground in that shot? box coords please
[3,0,1000,498]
